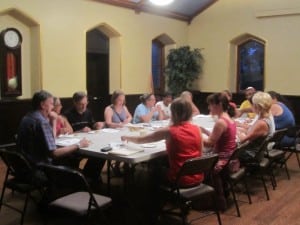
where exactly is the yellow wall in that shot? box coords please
[188,0,300,95]
[2,0,300,97]
[0,0,188,98]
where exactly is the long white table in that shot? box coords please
[56,115,216,164]
[56,115,216,192]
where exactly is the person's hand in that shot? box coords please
[79,138,90,148]
[155,105,162,112]
[49,111,58,121]
[82,126,91,132]
[121,136,128,142]
[95,122,105,130]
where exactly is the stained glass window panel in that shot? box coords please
[238,40,264,91]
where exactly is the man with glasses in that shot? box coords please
[65,91,105,186]
[65,91,104,132]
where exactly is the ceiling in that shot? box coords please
[90,0,217,23]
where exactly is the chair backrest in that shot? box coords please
[177,154,219,179]
[285,126,300,138]
[0,148,34,181]
[268,128,288,148]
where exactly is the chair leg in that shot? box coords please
[260,174,270,200]
[296,152,300,168]
[20,193,30,225]
[229,182,240,217]
[284,162,290,180]
[212,193,222,225]
[0,185,6,211]
[243,178,252,204]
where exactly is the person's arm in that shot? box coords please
[139,107,157,123]
[61,115,73,134]
[121,127,169,144]
[191,102,200,115]
[123,106,132,124]
[203,119,226,147]
[51,138,90,158]
[49,111,58,137]
[104,106,122,128]
[238,120,268,143]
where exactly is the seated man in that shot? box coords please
[17,90,89,167]
[65,91,104,132]
[64,91,106,182]
[155,92,173,120]
[237,86,256,119]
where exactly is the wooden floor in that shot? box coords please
[1,154,300,225]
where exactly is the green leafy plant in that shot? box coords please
[165,46,204,96]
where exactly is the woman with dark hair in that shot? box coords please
[132,93,163,124]
[104,90,132,128]
[201,92,237,210]
[268,90,295,146]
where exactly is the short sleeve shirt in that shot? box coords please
[17,110,56,163]
[133,103,159,124]
[65,108,95,131]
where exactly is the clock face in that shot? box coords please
[3,29,21,48]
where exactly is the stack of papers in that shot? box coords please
[56,138,80,146]
[108,142,144,156]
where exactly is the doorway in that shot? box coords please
[86,29,110,121]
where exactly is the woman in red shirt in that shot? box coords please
[121,97,203,187]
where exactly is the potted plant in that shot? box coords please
[165,46,204,96]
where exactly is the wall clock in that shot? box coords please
[0,28,22,97]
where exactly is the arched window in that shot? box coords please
[237,39,265,91]
[151,34,175,96]
[152,40,164,95]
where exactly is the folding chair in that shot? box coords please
[280,126,300,169]
[239,136,273,200]
[0,147,44,225]
[265,128,290,182]
[159,154,222,225]
[220,142,252,217]
[38,162,112,225]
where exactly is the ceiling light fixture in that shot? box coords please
[149,0,174,6]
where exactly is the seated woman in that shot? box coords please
[180,91,200,116]
[155,92,173,120]
[201,93,237,210]
[238,91,275,164]
[50,97,73,137]
[104,90,132,176]
[104,90,132,128]
[268,91,295,147]
[222,90,238,117]
[122,97,204,187]
[122,98,203,222]
[132,93,163,124]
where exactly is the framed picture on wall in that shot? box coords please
[0,28,22,97]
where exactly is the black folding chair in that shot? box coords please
[220,142,252,217]
[159,154,222,225]
[265,128,290,182]
[0,147,45,225]
[38,162,112,225]
[239,136,273,200]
